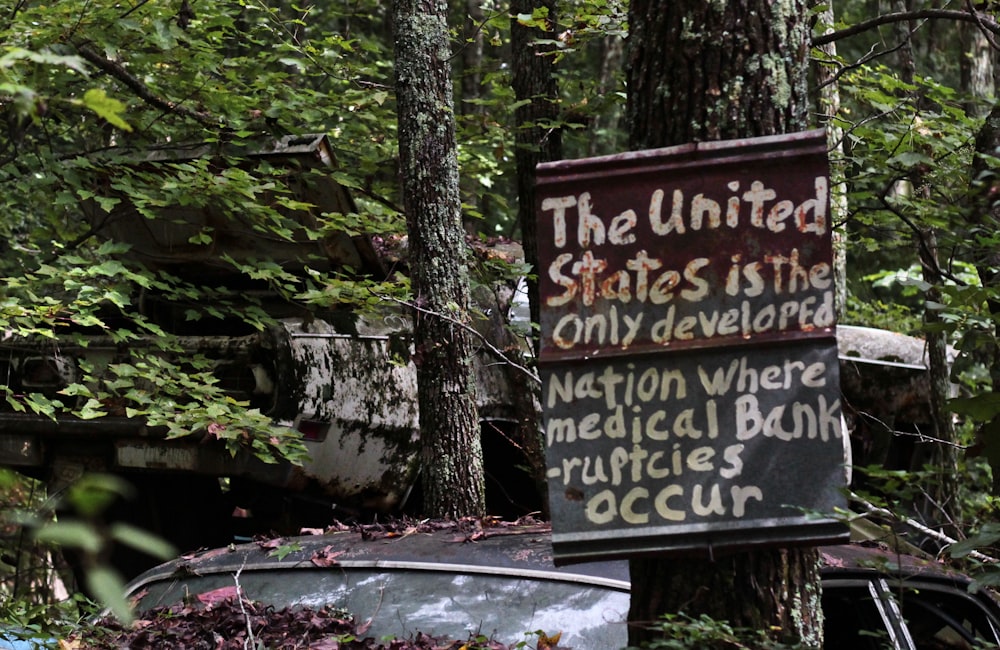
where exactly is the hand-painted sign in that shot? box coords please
[537,131,835,362]
[536,130,848,563]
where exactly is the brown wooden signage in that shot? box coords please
[536,131,848,563]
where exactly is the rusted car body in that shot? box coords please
[0,135,529,558]
[121,524,1000,649]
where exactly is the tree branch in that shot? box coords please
[965,0,1000,50]
[850,493,998,564]
[375,292,541,386]
[812,8,1000,46]
[73,42,219,128]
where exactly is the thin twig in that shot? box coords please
[233,564,257,650]
[965,0,1000,50]
[854,409,970,450]
[850,493,998,564]
[374,292,541,386]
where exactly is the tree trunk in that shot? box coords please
[890,2,960,526]
[625,2,823,647]
[393,0,486,518]
[460,0,485,117]
[971,104,1000,495]
[510,0,562,345]
[917,228,959,528]
[960,20,994,120]
[507,0,564,513]
[814,1,848,320]
[588,35,625,157]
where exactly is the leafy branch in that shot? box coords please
[73,42,217,127]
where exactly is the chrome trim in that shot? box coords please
[125,557,631,598]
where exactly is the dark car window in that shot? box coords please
[134,566,630,649]
[897,585,1000,649]
[823,579,905,650]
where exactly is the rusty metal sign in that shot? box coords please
[536,130,848,563]
[537,130,834,363]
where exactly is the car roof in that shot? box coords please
[820,542,989,591]
[126,521,632,595]
[125,521,986,599]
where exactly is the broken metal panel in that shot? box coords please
[114,441,296,487]
[271,317,421,505]
[837,324,956,370]
[274,317,420,430]
[542,341,848,563]
[0,295,527,511]
[535,129,835,363]
[836,325,960,475]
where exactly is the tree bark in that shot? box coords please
[971,104,1000,495]
[625,1,823,647]
[814,1,849,320]
[511,0,562,345]
[626,1,810,149]
[393,0,485,518]
[507,0,564,512]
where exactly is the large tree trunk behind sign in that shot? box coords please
[625,1,823,646]
[393,0,486,518]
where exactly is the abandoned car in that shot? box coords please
[120,523,1000,650]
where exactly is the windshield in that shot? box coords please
[134,566,630,648]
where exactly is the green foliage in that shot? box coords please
[0,470,73,628]
[0,592,92,650]
[627,612,814,650]
[837,64,982,279]
[834,52,1000,494]
[1,469,173,634]
[0,0,417,467]
[26,473,177,624]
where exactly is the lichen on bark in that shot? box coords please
[392,0,485,518]
[624,0,824,647]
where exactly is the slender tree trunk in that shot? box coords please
[625,2,823,647]
[960,20,994,118]
[508,0,563,512]
[460,0,485,117]
[588,35,625,157]
[510,0,562,342]
[917,228,959,527]
[971,105,1000,494]
[814,0,849,319]
[393,0,486,518]
[890,0,960,526]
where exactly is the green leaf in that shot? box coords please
[267,541,302,560]
[76,398,107,420]
[67,473,134,517]
[949,394,1000,421]
[79,88,132,132]
[86,566,133,624]
[110,522,177,560]
[948,523,1000,559]
[33,521,103,554]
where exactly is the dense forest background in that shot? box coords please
[5,0,1000,644]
